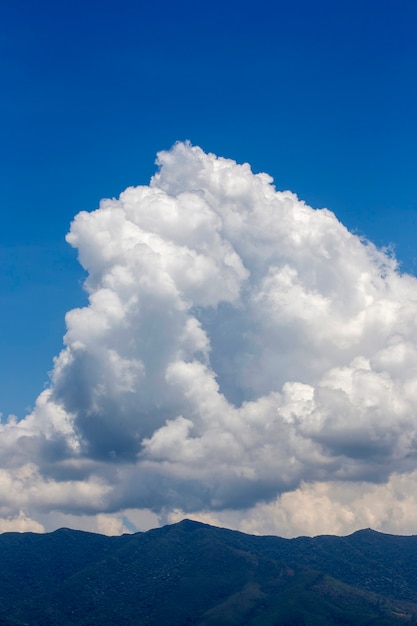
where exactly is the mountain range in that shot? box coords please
[1,519,417,625]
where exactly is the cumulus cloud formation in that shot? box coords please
[1,141,417,536]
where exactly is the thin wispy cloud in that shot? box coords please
[1,142,417,536]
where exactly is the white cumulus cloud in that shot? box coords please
[1,141,417,536]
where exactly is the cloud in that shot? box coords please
[165,471,417,538]
[1,141,417,535]
[0,511,44,534]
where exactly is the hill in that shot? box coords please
[0,520,416,625]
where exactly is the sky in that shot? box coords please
[0,0,416,536]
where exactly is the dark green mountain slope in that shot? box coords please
[0,527,123,605]
[191,524,417,604]
[0,520,416,625]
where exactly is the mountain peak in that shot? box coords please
[173,518,209,530]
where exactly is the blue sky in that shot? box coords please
[1,0,416,421]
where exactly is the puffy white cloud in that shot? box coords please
[1,141,417,536]
[164,471,417,538]
[239,470,417,537]
[0,511,44,534]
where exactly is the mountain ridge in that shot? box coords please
[1,520,417,625]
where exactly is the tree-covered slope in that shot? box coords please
[0,520,416,625]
